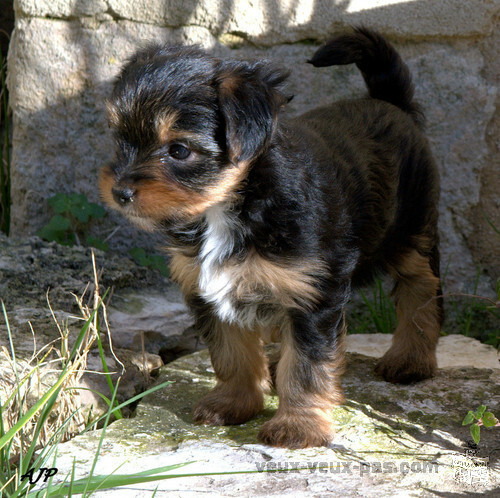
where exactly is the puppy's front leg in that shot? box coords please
[193,311,269,426]
[259,305,346,448]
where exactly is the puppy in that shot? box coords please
[100,27,443,449]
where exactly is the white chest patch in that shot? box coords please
[198,205,239,323]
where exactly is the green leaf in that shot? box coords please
[481,411,498,428]
[129,247,148,265]
[484,212,500,237]
[71,203,90,222]
[87,202,107,219]
[44,214,71,231]
[150,254,170,277]
[462,411,475,425]
[48,192,106,223]
[470,423,480,444]
[474,405,486,420]
[86,236,109,252]
[36,215,75,245]
[48,193,71,214]
[129,248,170,277]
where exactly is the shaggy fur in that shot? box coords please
[100,27,443,449]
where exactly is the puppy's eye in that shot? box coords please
[168,144,191,160]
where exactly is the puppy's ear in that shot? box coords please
[216,60,290,163]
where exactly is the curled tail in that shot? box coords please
[308,27,424,127]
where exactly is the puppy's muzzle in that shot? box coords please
[112,186,135,206]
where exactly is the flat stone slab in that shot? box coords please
[107,288,193,352]
[49,336,499,496]
[346,333,500,369]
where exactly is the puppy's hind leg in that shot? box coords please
[376,244,443,383]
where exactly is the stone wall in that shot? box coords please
[6,0,500,291]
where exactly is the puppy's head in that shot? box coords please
[99,44,289,229]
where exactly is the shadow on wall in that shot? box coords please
[6,0,499,287]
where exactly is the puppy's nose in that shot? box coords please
[112,186,135,206]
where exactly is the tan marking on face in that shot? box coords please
[134,162,248,220]
[156,110,180,144]
[136,178,206,217]
[156,111,202,145]
[100,152,250,225]
[98,164,116,208]
[203,162,249,204]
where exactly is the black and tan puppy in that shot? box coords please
[100,28,443,449]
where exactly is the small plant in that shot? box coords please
[37,193,108,250]
[129,247,170,277]
[462,405,499,444]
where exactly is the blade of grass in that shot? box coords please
[3,299,27,482]
[81,380,172,433]
[359,289,381,332]
[68,458,77,498]
[82,377,121,497]
[483,212,500,237]
[30,462,195,498]
[463,268,481,337]
[0,49,10,235]
[93,323,122,420]
[28,409,81,478]
[89,251,123,420]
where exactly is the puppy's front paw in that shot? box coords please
[258,409,332,448]
[375,347,437,384]
[193,386,263,426]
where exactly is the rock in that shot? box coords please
[107,288,193,353]
[158,325,206,364]
[46,336,500,496]
[0,233,168,316]
[346,333,500,369]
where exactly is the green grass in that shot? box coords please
[0,48,10,235]
[348,278,396,335]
